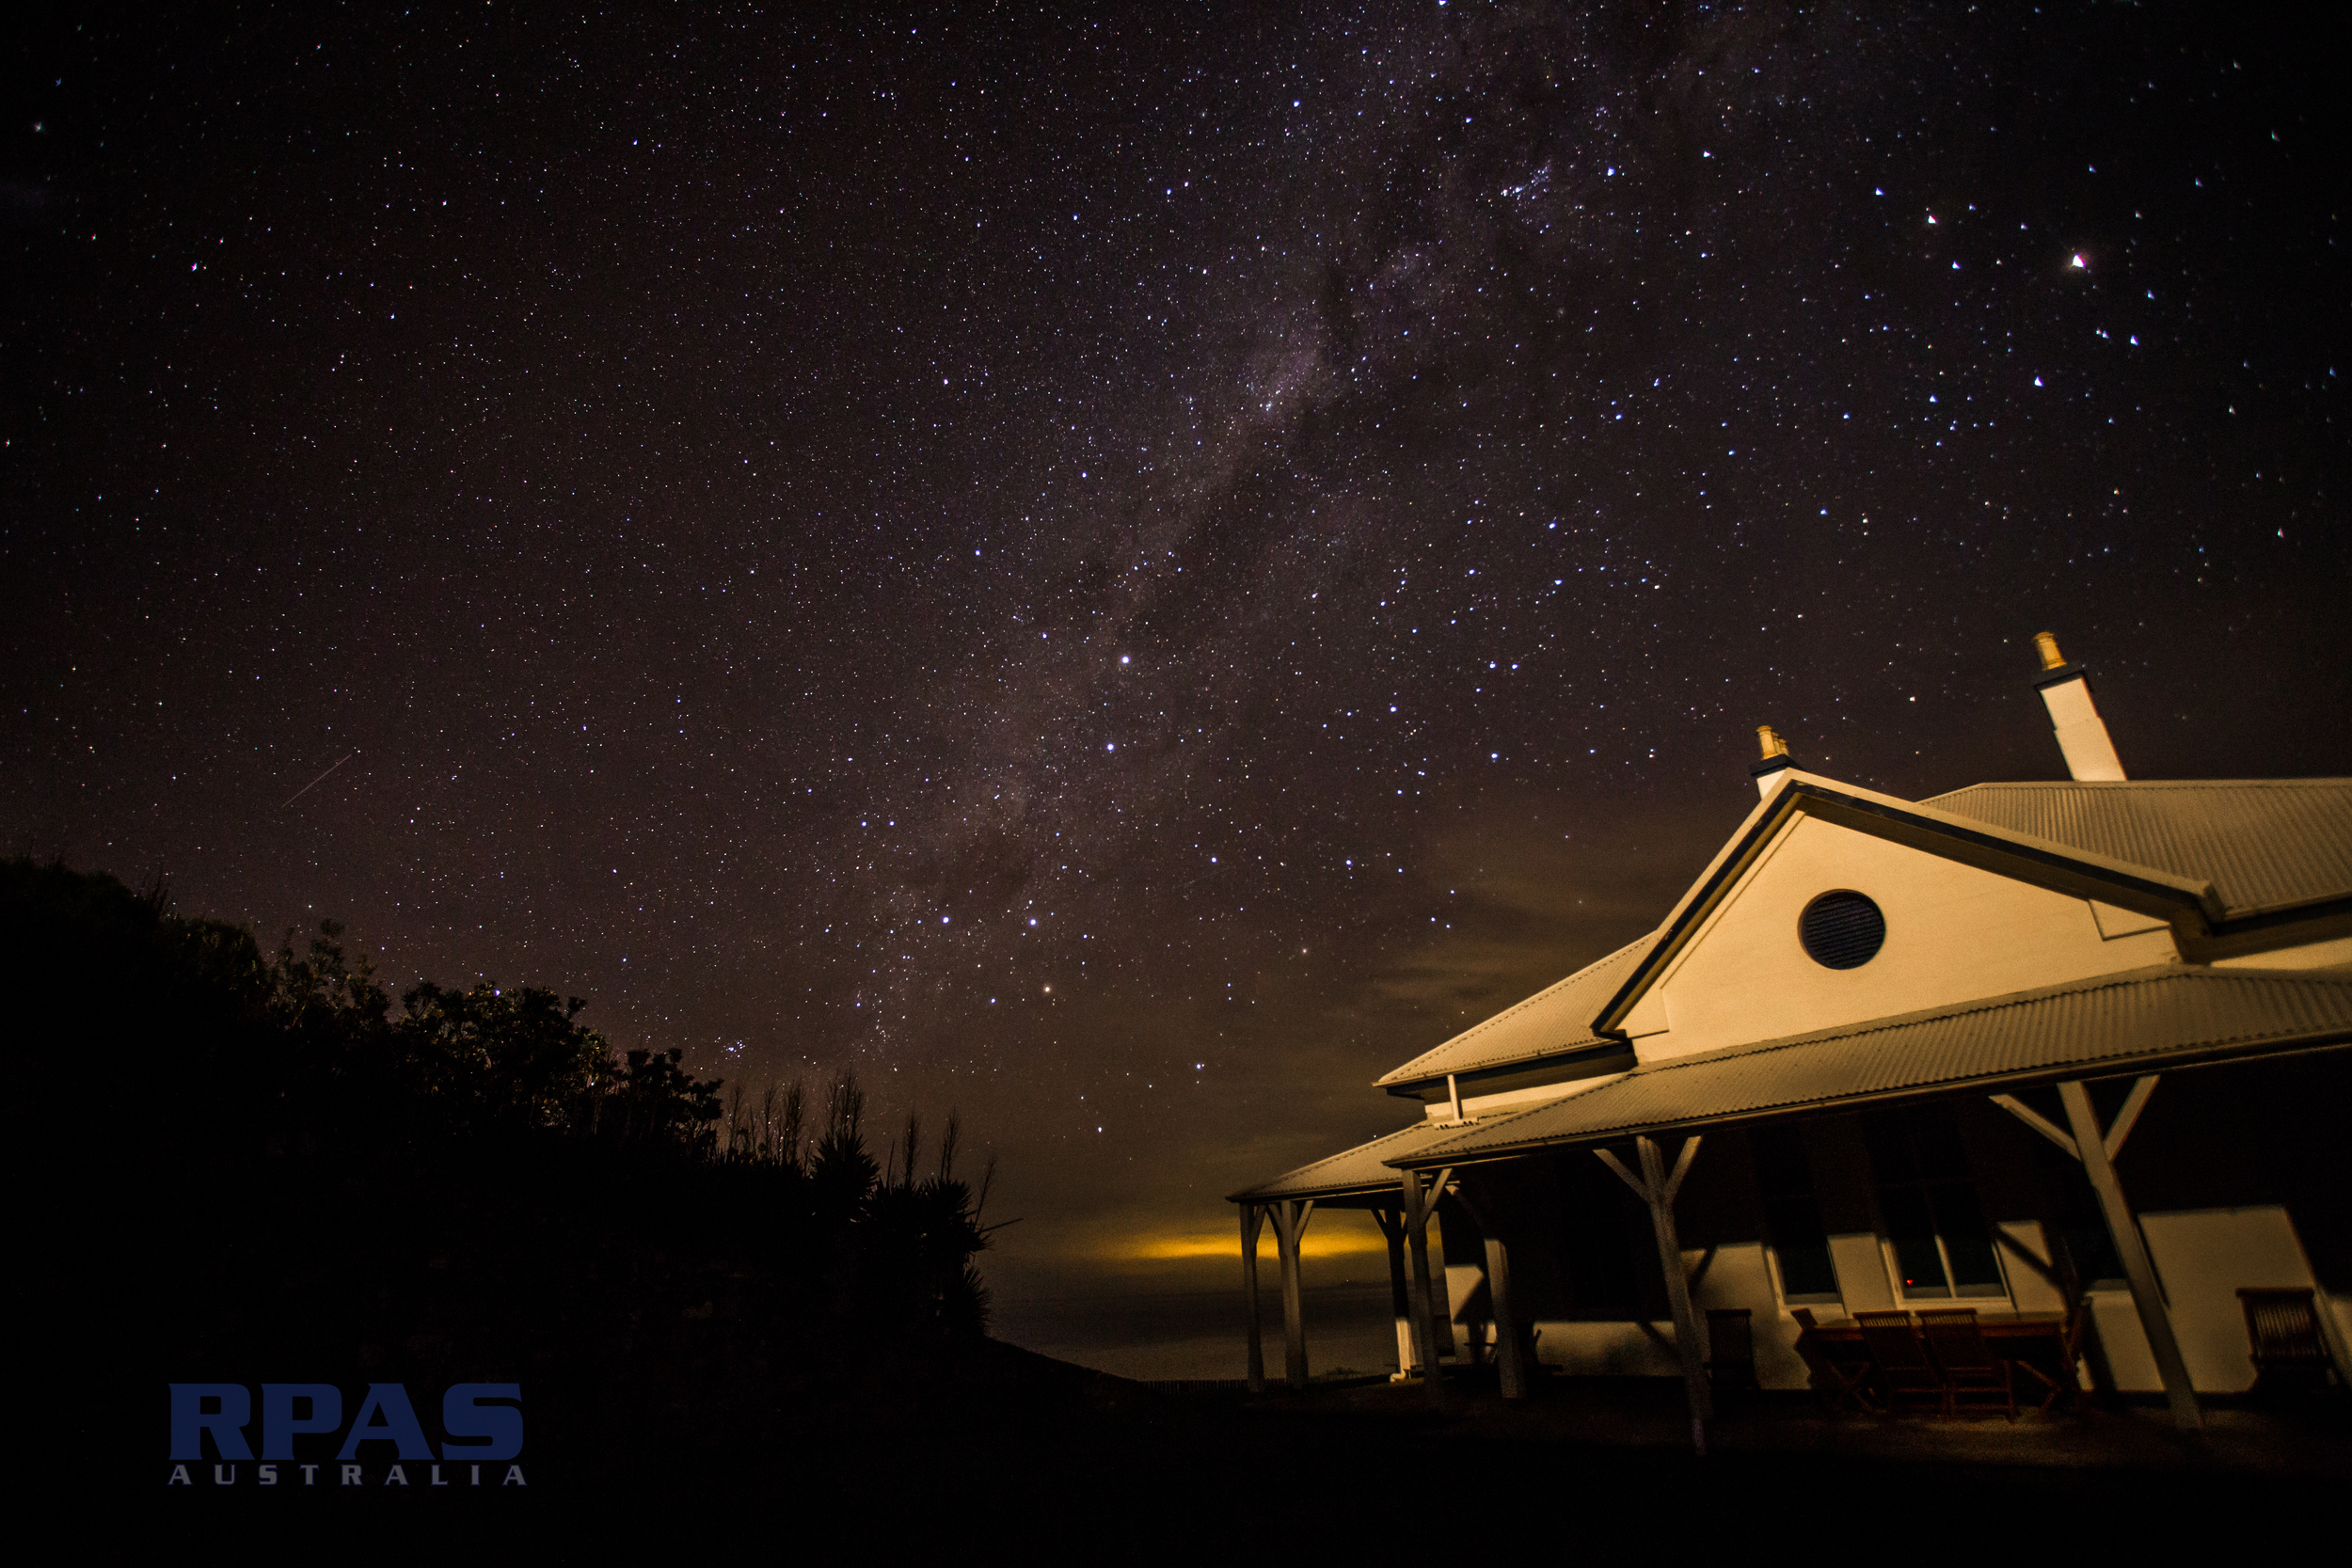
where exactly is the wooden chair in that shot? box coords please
[1705,1307,1758,1397]
[2238,1288,2339,1395]
[1789,1307,1876,1413]
[2011,1304,2090,1413]
[1916,1308,2017,1421]
[1856,1310,1947,1415]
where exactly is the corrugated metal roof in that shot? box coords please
[1927,779,2352,918]
[1229,1116,1485,1203]
[1373,931,1655,1087]
[1395,965,2352,1166]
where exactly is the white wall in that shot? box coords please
[1828,1232,1897,1311]
[1626,815,2177,1060]
[2142,1205,2332,1392]
[1994,1220,2073,1315]
[1529,1319,1686,1378]
[1529,1243,1815,1388]
[1692,1241,1813,1389]
[2060,1206,2337,1392]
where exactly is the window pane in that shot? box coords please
[1928,1179,2004,1291]
[1764,1194,1839,1298]
[1878,1182,1950,1295]
[1864,1104,2001,1302]
[1752,1126,1839,1300]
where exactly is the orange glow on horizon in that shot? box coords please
[1107,1227,1394,1262]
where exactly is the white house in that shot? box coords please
[1229,635,2352,1444]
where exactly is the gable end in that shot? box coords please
[1591,778,2222,1037]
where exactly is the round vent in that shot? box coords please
[1799,891,1885,970]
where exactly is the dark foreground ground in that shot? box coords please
[123,1345,2347,1558]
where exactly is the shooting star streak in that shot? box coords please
[280,751,358,810]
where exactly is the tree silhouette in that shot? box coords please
[6,856,996,1369]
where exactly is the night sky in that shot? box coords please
[8,5,2347,1335]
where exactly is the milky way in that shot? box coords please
[6,5,2345,1288]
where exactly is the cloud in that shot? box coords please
[1354,789,1711,1024]
[1102,1226,1389,1262]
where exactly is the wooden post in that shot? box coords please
[1372,1207,1414,1373]
[1452,1185,1529,1401]
[1401,1167,1451,1410]
[1240,1203,1266,1393]
[1640,1135,1713,1447]
[2058,1079,2202,1434]
[1598,1135,1711,1453]
[1275,1198,1314,1388]
[1483,1227,1528,1401]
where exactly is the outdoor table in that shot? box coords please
[1806,1311,2065,1343]
[1800,1312,2078,1410]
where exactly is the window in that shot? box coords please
[1750,1123,1841,1303]
[1863,1104,2006,1299]
[1799,890,1885,969]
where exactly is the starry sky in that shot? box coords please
[7,4,2347,1321]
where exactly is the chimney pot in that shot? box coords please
[2030,631,2125,782]
[1750,725,1797,796]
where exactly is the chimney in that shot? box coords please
[2032,631,2126,782]
[1751,724,1796,798]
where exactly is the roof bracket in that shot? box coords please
[1991,1093,2080,1160]
[1993,1074,2158,1163]
[2103,1075,2159,1160]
